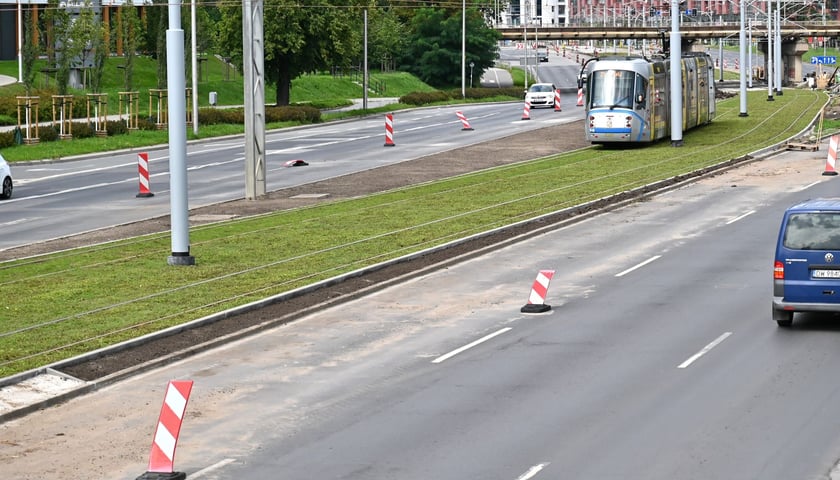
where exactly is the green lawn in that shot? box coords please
[0,88,828,377]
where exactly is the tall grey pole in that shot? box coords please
[718,40,723,81]
[191,0,198,134]
[738,0,748,116]
[774,4,782,95]
[766,0,774,101]
[243,0,266,199]
[461,0,466,98]
[670,0,683,147]
[166,0,194,265]
[363,9,368,111]
[17,0,22,82]
[748,18,753,88]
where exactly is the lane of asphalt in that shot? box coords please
[4,142,840,479]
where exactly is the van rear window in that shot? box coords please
[784,212,840,250]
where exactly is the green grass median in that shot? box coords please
[0,88,829,377]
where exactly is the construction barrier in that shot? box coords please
[576,88,584,107]
[521,269,555,313]
[824,135,839,176]
[384,113,395,147]
[456,111,474,131]
[136,380,194,480]
[554,90,562,112]
[136,152,154,198]
[521,100,531,120]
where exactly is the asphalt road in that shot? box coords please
[4,143,840,480]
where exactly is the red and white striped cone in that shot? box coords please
[824,135,839,176]
[521,269,555,313]
[521,100,531,120]
[554,89,562,112]
[136,152,154,198]
[576,88,584,107]
[456,111,474,131]
[384,113,395,147]
[735,59,740,70]
[139,380,194,479]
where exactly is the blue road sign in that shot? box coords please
[812,56,837,65]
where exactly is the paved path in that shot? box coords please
[0,74,17,87]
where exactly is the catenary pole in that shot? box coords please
[670,0,683,147]
[739,0,748,116]
[166,0,194,265]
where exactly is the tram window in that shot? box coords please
[635,75,648,107]
[591,70,637,109]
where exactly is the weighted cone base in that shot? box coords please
[521,303,551,313]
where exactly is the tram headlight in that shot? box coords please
[589,115,595,129]
[625,116,632,128]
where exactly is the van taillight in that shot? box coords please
[774,261,784,279]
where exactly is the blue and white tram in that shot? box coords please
[582,53,716,144]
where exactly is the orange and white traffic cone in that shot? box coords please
[576,88,584,107]
[136,152,154,198]
[521,269,554,313]
[824,135,839,176]
[384,113,395,147]
[554,90,562,112]
[456,111,474,131]
[521,100,531,120]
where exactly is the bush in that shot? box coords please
[399,91,453,105]
[72,121,95,139]
[136,117,158,131]
[266,105,321,123]
[106,120,128,136]
[0,130,15,148]
[40,125,58,142]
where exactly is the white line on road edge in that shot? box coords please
[797,180,822,192]
[432,327,512,364]
[517,463,549,480]
[678,332,733,369]
[190,458,236,478]
[615,255,662,277]
[726,210,755,225]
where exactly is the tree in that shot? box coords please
[397,7,500,88]
[119,4,141,92]
[217,0,365,106]
[367,7,406,71]
[21,10,39,95]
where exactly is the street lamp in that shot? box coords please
[469,61,475,88]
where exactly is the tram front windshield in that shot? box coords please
[591,70,644,109]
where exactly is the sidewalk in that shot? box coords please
[0,74,16,87]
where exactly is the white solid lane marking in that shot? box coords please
[615,255,661,277]
[797,180,822,192]
[190,458,236,478]
[726,210,755,225]
[517,463,549,480]
[678,332,733,369]
[432,327,512,364]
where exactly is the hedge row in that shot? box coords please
[197,105,321,125]
[399,87,523,106]
[0,90,322,126]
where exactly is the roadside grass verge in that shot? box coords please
[0,88,827,377]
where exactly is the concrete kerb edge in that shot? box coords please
[0,112,824,422]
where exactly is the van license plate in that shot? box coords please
[813,269,840,278]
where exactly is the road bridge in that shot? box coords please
[497,22,840,85]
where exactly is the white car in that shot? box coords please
[0,153,13,199]
[525,83,557,108]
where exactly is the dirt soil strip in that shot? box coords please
[1,121,755,384]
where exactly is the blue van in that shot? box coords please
[773,198,840,326]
